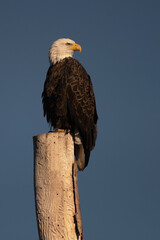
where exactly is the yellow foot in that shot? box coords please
[57,129,70,133]
[57,129,65,132]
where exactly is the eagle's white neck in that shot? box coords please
[49,51,73,64]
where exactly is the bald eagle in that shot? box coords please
[42,38,98,170]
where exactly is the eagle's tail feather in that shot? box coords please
[74,144,85,171]
[73,129,92,170]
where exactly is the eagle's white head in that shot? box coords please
[49,38,81,64]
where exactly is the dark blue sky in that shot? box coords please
[0,0,160,239]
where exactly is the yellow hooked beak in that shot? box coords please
[71,42,82,52]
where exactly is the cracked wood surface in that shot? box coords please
[33,132,83,240]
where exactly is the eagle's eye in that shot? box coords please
[65,42,72,46]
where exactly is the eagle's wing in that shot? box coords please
[65,58,98,167]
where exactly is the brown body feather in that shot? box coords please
[42,57,98,168]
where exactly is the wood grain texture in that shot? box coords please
[33,132,83,240]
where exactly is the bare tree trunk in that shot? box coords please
[33,132,83,240]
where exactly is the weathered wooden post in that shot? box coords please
[33,132,83,240]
